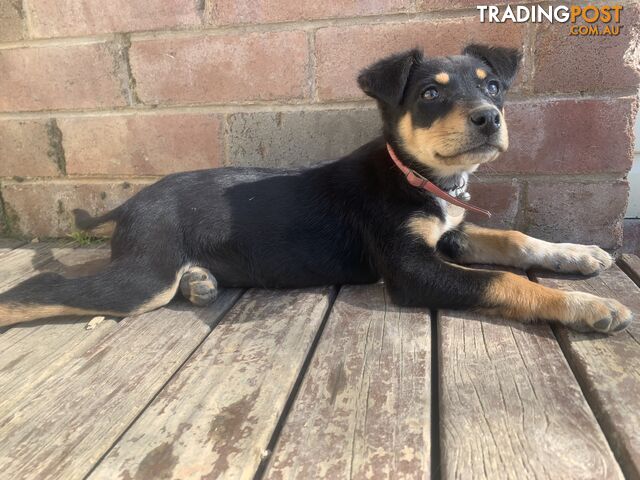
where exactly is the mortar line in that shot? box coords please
[527,22,538,95]
[0,33,115,49]
[1,177,161,185]
[116,33,141,106]
[0,8,482,50]
[195,0,206,23]
[221,112,231,167]
[45,118,66,175]
[517,180,531,232]
[19,0,35,39]
[0,188,11,235]
[307,30,318,103]
[0,92,636,120]
[0,172,627,186]
[1,0,591,50]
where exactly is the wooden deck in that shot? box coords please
[1,239,639,479]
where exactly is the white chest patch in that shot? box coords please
[438,172,469,231]
[408,203,466,249]
[446,203,466,226]
[407,172,472,248]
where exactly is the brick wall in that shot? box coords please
[0,1,638,249]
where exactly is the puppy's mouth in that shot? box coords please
[436,142,503,159]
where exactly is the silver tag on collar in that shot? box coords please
[449,173,470,201]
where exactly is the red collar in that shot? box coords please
[386,143,491,218]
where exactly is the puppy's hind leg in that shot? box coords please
[179,267,219,307]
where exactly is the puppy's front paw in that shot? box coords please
[564,291,632,334]
[548,244,613,275]
[179,267,218,307]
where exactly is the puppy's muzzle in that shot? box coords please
[469,107,502,137]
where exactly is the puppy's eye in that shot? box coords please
[486,80,500,96]
[422,86,439,100]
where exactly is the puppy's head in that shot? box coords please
[358,45,521,177]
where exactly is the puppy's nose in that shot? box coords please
[469,108,501,136]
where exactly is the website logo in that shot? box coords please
[477,5,623,36]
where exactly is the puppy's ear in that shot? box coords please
[462,44,522,89]
[357,49,423,106]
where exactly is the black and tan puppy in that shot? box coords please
[0,45,633,333]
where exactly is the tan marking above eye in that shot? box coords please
[476,68,487,80]
[434,72,450,85]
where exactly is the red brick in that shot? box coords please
[0,0,25,41]
[523,181,628,249]
[0,119,62,177]
[467,180,520,229]
[226,108,380,167]
[0,44,126,112]
[479,97,637,175]
[315,17,525,101]
[1,180,153,237]
[60,114,222,176]
[534,5,640,93]
[130,31,309,105]
[27,0,202,38]
[209,0,411,25]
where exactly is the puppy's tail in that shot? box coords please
[73,207,121,231]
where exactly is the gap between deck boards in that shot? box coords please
[2,241,638,480]
[528,259,640,480]
[433,266,635,479]
[252,287,340,480]
[86,254,640,479]
[83,290,247,479]
[430,308,441,480]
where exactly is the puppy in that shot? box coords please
[0,44,632,334]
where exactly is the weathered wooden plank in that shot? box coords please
[0,245,110,347]
[0,240,78,291]
[440,274,623,479]
[265,283,431,480]
[0,238,24,248]
[0,289,242,480]
[0,317,118,413]
[0,238,26,258]
[90,287,334,480]
[536,265,640,478]
[0,246,116,410]
[0,243,110,297]
[619,254,640,286]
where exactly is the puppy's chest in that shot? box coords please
[437,197,467,230]
[407,184,468,249]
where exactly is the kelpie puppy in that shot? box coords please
[0,44,632,333]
